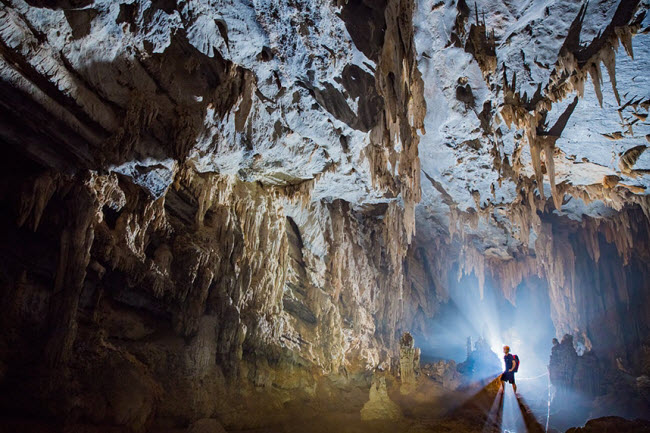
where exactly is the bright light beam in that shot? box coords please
[501,387,526,432]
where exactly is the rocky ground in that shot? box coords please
[1,373,648,433]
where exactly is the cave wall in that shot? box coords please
[0,164,416,428]
[411,205,650,367]
[0,0,430,429]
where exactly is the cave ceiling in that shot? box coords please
[415,0,650,259]
[2,0,649,258]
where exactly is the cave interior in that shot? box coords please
[1,0,650,432]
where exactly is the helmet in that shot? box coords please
[503,345,510,352]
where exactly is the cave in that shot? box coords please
[1,0,650,432]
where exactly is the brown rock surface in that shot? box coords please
[565,416,650,433]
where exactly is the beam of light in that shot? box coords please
[511,372,551,432]
[501,387,526,433]
[414,272,557,430]
[545,370,551,433]
[514,393,548,433]
[443,376,508,431]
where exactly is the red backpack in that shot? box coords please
[512,354,520,372]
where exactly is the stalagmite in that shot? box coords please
[360,374,402,421]
[398,332,419,393]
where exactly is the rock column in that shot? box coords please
[399,332,420,393]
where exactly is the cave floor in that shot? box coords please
[0,377,549,433]
[225,377,547,433]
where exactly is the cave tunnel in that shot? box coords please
[1,0,650,432]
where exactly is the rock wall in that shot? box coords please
[0,0,428,430]
[442,207,650,362]
[549,334,650,427]
[549,335,601,407]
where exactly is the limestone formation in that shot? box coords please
[360,374,402,421]
[398,332,419,393]
[0,0,650,431]
[421,360,461,390]
[549,335,593,408]
[458,336,501,381]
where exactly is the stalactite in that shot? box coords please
[580,222,601,264]
[458,244,486,298]
[588,60,604,107]
[366,0,426,245]
[619,144,648,175]
[423,176,650,352]
[493,7,645,229]
[601,43,621,105]
[543,139,562,210]
[615,26,635,59]
[16,170,60,231]
[44,172,123,367]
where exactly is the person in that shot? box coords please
[500,345,517,393]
